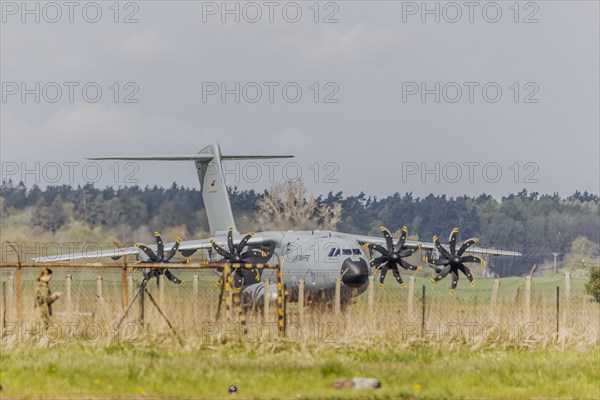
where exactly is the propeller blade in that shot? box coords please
[461,255,484,265]
[391,269,406,287]
[430,265,451,283]
[379,226,394,251]
[241,249,267,260]
[164,269,184,285]
[370,256,388,267]
[396,226,408,252]
[458,264,475,286]
[237,232,255,253]
[164,237,181,261]
[433,235,451,259]
[400,248,418,258]
[211,239,232,260]
[448,228,459,255]
[429,257,450,267]
[227,227,235,254]
[379,263,389,287]
[368,243,389,257]
[399,259,421,271]
[136,244,157,261]
[457,238,479,256]
[449,270,459,291]
[155,231,164,260]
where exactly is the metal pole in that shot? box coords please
[421,285,426,338]
[6,243,22,324]
[556,286,560,337]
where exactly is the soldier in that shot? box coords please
[35,268,61,329]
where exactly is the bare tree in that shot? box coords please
[256,180,341,231]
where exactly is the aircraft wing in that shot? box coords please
[32,232,284,262]
[339,233,521,257]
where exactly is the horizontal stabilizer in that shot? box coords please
[221,155,294,160]
[87,155,214,161]
[87,155,293,161]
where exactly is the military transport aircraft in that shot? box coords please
[35,143,520,305]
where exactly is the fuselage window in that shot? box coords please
[328,248,341,257]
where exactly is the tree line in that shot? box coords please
[1,180,598,276]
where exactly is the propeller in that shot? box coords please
[210,227,270,291]
[427,228,485,291]
[136,231,184,285]
[363,226,422,288]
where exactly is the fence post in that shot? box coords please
[127,275,133,299]
[407,276,415,316]
[7,276,13,297]
[96,275,103,300]
[263,278,270,322]
[121,267,128,310]
[158,274,165,305]
[563,271,571,325]
[367,275,374,314]
[298,279,305,320]
[7,276,13,321]
[66,274,73,314]
[15,265,22,324]
[192,275,199,297]
[2,281,6,330]
[490,278,500,317]
[524,276,532,321]
[334,277,342,315]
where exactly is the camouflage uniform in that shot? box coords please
[35,280,59,329]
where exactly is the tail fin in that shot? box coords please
[88,143,293,236]
[195,143,236,235]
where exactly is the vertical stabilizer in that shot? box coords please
[194,144,236,236]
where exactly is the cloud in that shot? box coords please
[271,23,408,67]
[104,26,182,62]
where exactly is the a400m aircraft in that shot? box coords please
[36,143,520,306]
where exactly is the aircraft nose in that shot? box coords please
[341,258,369,287]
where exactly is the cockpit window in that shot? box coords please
[327,248,336,257]
[352,249,361,255]
[342,249,352,255]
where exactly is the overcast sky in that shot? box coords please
[1,1,598,199]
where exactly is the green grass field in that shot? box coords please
[1,342,598,399]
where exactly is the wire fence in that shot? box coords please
[1,265,598,348]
